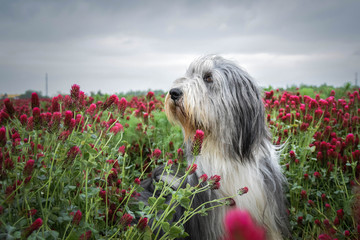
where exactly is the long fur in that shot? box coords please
[141,55,290,239]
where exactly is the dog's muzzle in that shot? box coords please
[169,88,183,101]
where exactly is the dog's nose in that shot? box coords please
[169,88,183,101]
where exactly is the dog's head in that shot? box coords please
[165,55,268,159]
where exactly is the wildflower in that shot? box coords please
[51,96,60,112]
[79,231,92,240]
[87,103,97,115]
[151,148,162,160]
[134,178,141,185]
[192,129,204,156]
[23,159,35,176]
[345,133,355,146]
[120,213,133,226]
[238,187,249,195]
[308,200,315,207]
[186,163,197,175]
[27,209,37,217]
[19,114,27,126]
[58,130,71,141]
[103,94,118,110]
[314,171,321,178]
[325,203,331,210]
[143,112,149,124]
[71,84,80,100]
[0,126,6,147]
[22,218,43,238]
[289,150,296,159]
[199,174,208,182]
[4,98,15,116]
[137,217,148,231]
[336,209,344,219]
[323,219,330,227]
[64,111,73,129]
[300,190,307,199]
[110,123,124,135]
[147,91,154,99]
[167,159,173,165]
[318,234,332,240]
[32,107,41,125]
[118,145,126,156]
[297,216,303,225]
[208,175,221,190]
[118,97,127,117]
[31,92,40,109]
[223,209,265,240]
[67,146,81,163]
[177,148,184,161]
[72,210,82,225]
[314,219,321,226]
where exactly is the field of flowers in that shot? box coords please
[0,84,359,239]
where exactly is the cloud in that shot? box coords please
[0,0,359,95]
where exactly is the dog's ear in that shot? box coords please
[226,67,268,160]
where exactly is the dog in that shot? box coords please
[141,55,290,239]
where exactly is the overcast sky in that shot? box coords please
[1,0,359,96]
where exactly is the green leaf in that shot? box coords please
[161,222,170,232]
[169,226,182,238]
[148,197,156,206]
[180,197,191,209]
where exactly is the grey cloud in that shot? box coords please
[0,0,359,96]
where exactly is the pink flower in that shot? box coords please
[23,218,43,238]
[314,171,321,178]
[31,92,40,109]
[64,111,73,129]
[192,130,204,156]
[120,213,133,226]
[336,209,344,219]
[199,174,208,182]
[318,234,332,240]
[223,209,265,240]
[147,91,154,99]
[151,148,162,160]
[0,126,6,147]
[4,98,15,116]
[118,145,126,156]
[86,103,97,115]
[67,146,81,163]
[137,217,148,231]
[177,148,184,161]
[70,84,80,100]
[103,94,119,110]
[51,96,60,112]
[289,150,296,159]
[72,210,82,225]
[238,187,249,195]
[23,159,35,176]
[134,178,141,185]
[118,97,127,117]
[186,163,197,175]
[110,123,124,135]
[209,175,221,190]
[79,231,92,240]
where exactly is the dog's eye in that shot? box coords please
[203,73,213,83]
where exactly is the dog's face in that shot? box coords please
[165,55,266,159]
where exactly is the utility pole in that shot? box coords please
[46,73,48,97]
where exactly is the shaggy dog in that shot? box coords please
[141,55,289,239]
